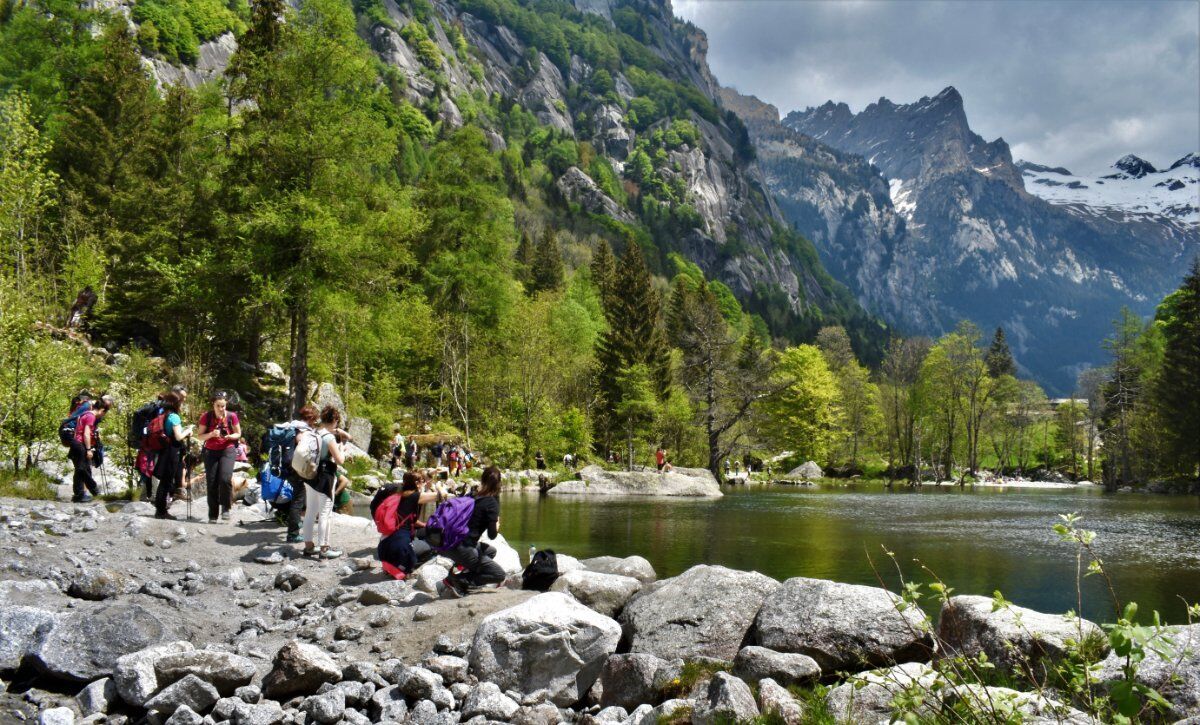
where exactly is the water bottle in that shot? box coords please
[528,545,536,564]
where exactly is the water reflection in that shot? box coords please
[498,485,1200,623]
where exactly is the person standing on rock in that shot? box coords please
[69,395,112,502]
[153,392,193,520]
[655,446,667,472]
[301,405,347,559]
[442,466,506,597]
[196,391,242,523]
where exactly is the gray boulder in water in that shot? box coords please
[29,603,168,682]
[938,594,1106,680]
[550,465,722,498]
[620,564,780,662]
[787,461,823,479]
[469,592,621,706]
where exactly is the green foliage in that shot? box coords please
[760,345,837,461]
[132,0,247,64]
[400,20,442,68]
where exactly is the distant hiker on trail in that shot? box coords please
[655,446,666,472]
[389,427,405,472]
[299,405,349,559]
[442,466,506,598]
[431,440,444,468]
[153,392,193,520]
[67,394,111,502]
[405,439,417,470]
[534,450,546,470]
[373,471,443,580]
[197,391,242,523]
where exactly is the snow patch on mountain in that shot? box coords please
[888,178,916,220]
[1018,154,1199,226]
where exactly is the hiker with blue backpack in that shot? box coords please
[438,465,506,597]
[63,393,113,502]
[258,405,318,543]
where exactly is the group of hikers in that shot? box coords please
[60,388,510,597]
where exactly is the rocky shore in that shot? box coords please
[1,497,1197,724]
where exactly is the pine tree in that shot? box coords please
[1154,257,1200,477]
[986,326,1017,378]
[594,243,670,449]
[590,238,616,309]
[514,231,534,289]
[531,226,563,292]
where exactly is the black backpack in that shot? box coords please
[58,403,91,447]
[128,400,161,448]
[521,549,559,592]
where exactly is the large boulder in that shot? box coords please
[938,595,1106,679]
[692,671,759,725]
[581,555,657,583]
[461,682,519,721]
[313,383,346,422]
[597,653,670,711]
[551,570,642,617]
[824,662,941,723]
[755,577,933,671]
[0,605,58,671]
[154,650,256,695]
[732,646,820,686]
[479,531,522,576]
[114,641,195,707]
[551,465,723,498]
[621,565,780,662]
[788,461,823,480]
[30,604,168,682]
[262,641,341,699]
[68,567,138,601]
[469,591,621,706]
[941,685,1093,724]
[145,674,220,716]
[1097,623,1200,719]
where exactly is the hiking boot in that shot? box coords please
[155,511,177,520]
[220,511,232,521]
[77,494,93,504]
[208,518,218,524]
[286,534,304,544]
[319,548,343,559]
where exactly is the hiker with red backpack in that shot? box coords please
[152,391,194,520]
[371,471,444,580]
[439,466,506,597]
[130,385,188,499]
[196,391,242,523]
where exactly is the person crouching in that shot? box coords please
[373,471,442,580]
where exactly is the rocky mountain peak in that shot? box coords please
[1170,152,1200,170]
[1112,154,1157,178]
[717,87,780,124]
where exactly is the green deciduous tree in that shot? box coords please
[759,344,837,462]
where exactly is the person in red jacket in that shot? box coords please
[196,391,242,523]
[70,396,112,502]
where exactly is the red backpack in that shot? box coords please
[372,490,419,538]
[144,413,170,452]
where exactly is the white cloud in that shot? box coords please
[674,0,1199,175]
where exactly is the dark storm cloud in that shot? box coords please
[674,0,1200,175]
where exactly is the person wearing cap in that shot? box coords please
[196,391,242,523]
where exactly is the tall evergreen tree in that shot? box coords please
[531,226,563,292]
[590,238,616,309]
[986,326,1017,378]
[514,231,534,289]
[1154,257,1200,477]
[594,243,670,449]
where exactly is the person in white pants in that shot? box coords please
[302,405,348,559]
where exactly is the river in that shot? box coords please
[493,483,1200,624]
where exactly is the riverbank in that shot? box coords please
[2,494,1198,724]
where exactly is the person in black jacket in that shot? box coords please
[442,466,506,597]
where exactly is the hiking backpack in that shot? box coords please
[143,413,170,452]
[290,428,322,480]
[423,495,475,552]
[259,424,300,506]
[58,403,91,447]
[128,401,161,448]
[371,485,419,538]
[521,549,559,591]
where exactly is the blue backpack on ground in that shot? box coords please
[259,425,298,506]
[424,496,475,552]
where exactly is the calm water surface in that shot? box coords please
[494,484,1200,623]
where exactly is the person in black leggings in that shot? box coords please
[442,466,506,597]
[153,392,193,520]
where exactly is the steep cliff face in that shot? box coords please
[753,86,1199,393]
[136,0,881,351]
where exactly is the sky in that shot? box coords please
[673,0,1200,177]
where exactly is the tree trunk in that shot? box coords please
[289,304,308,417]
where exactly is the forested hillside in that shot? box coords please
[0,0,885,474]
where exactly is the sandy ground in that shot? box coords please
[0,495,534,718]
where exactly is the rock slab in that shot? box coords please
[262,641,341,699]
[550,465,723,498]
[469,591,621,706]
